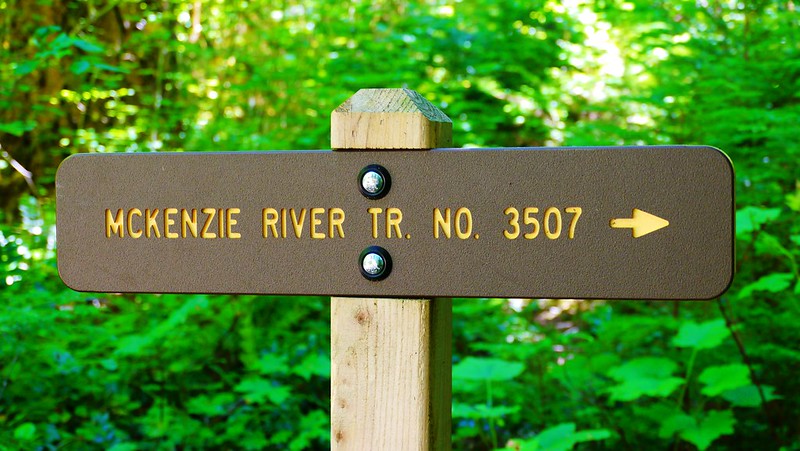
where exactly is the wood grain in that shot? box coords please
[331,88,452,150]
[331,88,453,451]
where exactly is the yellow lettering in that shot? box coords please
[164,208,178,238]
[310,207,325,239]
[127,208,142,238]
[281,208,287,238]
[201,208,217,238]
[544,207,562,239]
[227,208,241,239]
[291,208,306,238]
[262,208,279,238]
[455,207,472,239]
[433,208,451,239]
[566,207,582,239]
[105,209,124,238]
[368,207,382,239]
[145,209,160,238]
[218,208,225,238]
[181,209,197,238]
[386,207,403,238]
[504,207,519,239]
[523,207,540,240]
[329,208,345,238]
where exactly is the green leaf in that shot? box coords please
[50,33,73,51]
[453,357,524,381]
[0,120,36,136]
[94,62,129,74]
[71,38,104,53]
[452,402,520,419]
[660,410,736,450]
[721,384,781,407]
[255,353,289,375]
[754,232,790,257]
[786,188,800,211]
[606,357,684,401]
[672,319,729,350]
[33,25,60,39]
[737,273,795,299]
[70,60,91,74]
[108,444,139,451]
[735,206,780,237]
[515,423,611,451]
[699,364,750,396]
[535,423,576,451]
[680,410,736,450]
[234,378,292,405]
[186,392,235,416]
[292,353,331,379]
[14,60,38,75]
[572,429,613,444]
[659,413,695,438]
[13,422,36,440]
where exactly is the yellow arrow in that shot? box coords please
[610,208,670,238]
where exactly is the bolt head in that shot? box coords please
[359,246,392,281]
[358,164,391,199]
[361,170,384,195]
[361,252,385,275]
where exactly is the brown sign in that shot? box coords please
[56,146,734,299]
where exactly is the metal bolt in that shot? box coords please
[359,246,392,281]
[362,252,385,275]
[358,164,391,199]
[361,170,384,195]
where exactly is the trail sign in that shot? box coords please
[56,145,733,300]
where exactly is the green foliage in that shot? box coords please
[453,357,525,382]
[698,364,750,396]
[606,357,684,401]
[660,410,736,451]
[507,423,612,451]
[672,319,730,350]
[2,0,799,449]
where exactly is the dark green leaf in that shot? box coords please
[72,38,104,53]
[70,60,91,75]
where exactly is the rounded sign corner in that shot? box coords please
[56,252,86,293]
[698,145,735,177]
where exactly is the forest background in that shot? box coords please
[1,0,799,449]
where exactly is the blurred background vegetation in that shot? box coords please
[1,0,799,449]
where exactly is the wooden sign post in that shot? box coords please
[330,89,453,450]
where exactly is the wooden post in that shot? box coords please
[330,88,453,451]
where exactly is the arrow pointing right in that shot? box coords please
[610,208,670,238]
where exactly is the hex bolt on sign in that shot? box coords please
[360,246,392,281]
[358,164,391,199]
